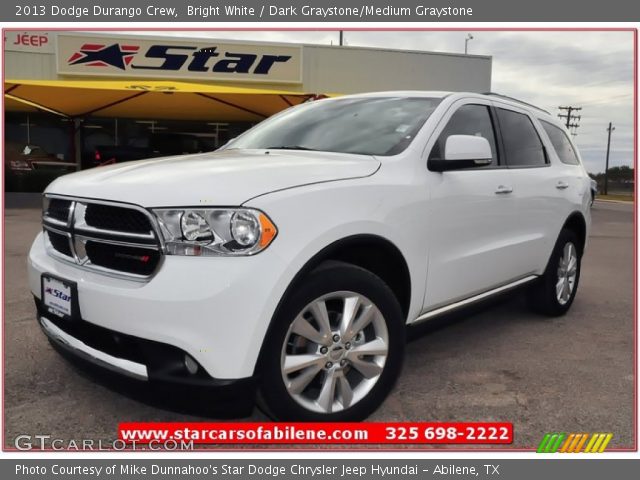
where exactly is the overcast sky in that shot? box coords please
[140,30,634,174]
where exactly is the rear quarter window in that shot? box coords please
[540,120,581,165]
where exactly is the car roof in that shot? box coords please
[341,91,452,99]
[334,90,560,126]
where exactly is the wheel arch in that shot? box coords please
[253,234,412,376]
[561,211,587,255]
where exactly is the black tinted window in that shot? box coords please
[227,97,442,156]
[429,104,498,166]
[541,121,580,165]
[497,108,546,167]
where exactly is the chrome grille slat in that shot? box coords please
[43,216,69,228]
[42,195,162,280]
[73,225,156,241]
[74,234,160,250]
[43,224,71,237]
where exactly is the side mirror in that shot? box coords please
[428,135,493,172]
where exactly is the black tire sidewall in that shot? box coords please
[258,262,405,421]
[535,229,582,316]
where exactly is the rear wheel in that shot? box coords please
[529,229,582,316]
[258,262,405,421]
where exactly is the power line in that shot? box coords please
[558,106,582,136]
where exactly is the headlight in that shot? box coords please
[181,211,215,242]
[152,208,277,256]
[231,211,260,247]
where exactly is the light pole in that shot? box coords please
[604,122,615,195]
[465,34,474,54]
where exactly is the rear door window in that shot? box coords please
[496,108,547,167]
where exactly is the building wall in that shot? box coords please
[5,51,56,80]
[302,45,491,94]
[4,32,492,94]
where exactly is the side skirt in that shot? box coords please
[412,275,539,325]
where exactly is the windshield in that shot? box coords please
[226,96,442,156]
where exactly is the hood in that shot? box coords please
[46,149,381,207]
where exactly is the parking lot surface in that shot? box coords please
[3,200,635,449]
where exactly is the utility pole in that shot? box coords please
[604,122,615,195]
[558,106,582,136]
[465,34,474,54]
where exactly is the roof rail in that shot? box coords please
[483,92,550,115]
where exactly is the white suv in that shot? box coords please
[28,91,591,421]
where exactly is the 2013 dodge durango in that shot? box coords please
[28,91,591,421]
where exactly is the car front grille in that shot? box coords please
[47,198,72,223]
[43,196,161,279]
[85,241,160,277]
[47,229,73,257]
[85,203,153,235]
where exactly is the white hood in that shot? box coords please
[46,149,381,207]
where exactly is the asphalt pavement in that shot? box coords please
[3,200,635,450]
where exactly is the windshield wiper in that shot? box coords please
[264,145,318,151]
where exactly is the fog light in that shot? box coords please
[184,354,199,375]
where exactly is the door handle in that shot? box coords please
[556,181,570,190]
[495,185,513,194]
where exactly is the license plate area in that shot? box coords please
[41,273,80,321]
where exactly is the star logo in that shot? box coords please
[67,43,140,70]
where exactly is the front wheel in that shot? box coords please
[257,262,405,421]
[529,229,582,316]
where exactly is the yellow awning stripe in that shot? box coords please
[4,80,338,121]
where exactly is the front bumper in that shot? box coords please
[40,312,147,381]
[36,296,256,393]
[28,231,291,381]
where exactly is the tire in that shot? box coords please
[257,261,405,421]
[528,229,582,316]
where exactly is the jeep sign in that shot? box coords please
[56,34,302,84]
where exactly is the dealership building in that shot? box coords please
[4,31,492,172]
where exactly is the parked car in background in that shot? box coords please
[88,133,215,168]
[590,178,598,206]
[5,143,76,192]
[6,143,74,173]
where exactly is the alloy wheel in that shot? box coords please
[556,241,578,305]
[280,291,389,414]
